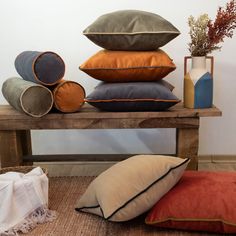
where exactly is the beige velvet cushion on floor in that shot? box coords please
[76,155,189,222]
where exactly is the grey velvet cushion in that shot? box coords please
[2,77,53,117]
[83,10,180,51]
[15,51,65,86]
[85,81,180,112]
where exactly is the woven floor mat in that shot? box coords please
[25,177,215,236]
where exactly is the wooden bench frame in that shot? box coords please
[0,103,222,170]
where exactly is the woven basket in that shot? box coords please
[0,166,48,176]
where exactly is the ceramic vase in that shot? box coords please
[184,56,213,109]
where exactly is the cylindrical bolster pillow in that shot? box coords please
[52,80,85,113]
[2,77,53,117]
[15,51,65,86]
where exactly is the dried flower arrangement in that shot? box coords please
[188,0,236,56]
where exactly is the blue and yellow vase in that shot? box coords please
[184,56,213,109]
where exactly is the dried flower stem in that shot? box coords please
[188,14,210,56]
[188,0,236,56]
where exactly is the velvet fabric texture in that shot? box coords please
[145,171,236,234]
[85,81,180,112]
[15,51,65,86]
[52,80,85,113]
[76,155,189,222]
[83,10,180,51]
[80,49,176,82]
[2,77,53,117]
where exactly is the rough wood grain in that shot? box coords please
[0,103,222,122]
[176,128,199,170]
[0,131,23,167]
[17,130,33,165]
[16,130,32,155]
[0,117,200,130]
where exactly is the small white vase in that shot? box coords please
[184,56,213,109]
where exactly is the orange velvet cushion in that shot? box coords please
[79,49,176,82]
[145,171,236,234]
[52,80,85,113]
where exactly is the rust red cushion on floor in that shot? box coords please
[146,171,236,234]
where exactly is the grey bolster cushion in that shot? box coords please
[2,77,53,117]
[15,51,65,86]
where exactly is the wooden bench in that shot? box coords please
[0,103,222,170]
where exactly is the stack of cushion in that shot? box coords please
[80,10,181,111]
[2,51,85,117]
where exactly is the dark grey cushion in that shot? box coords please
[86,81,180,112]
[15,51,65,86]
[83,10,180,51]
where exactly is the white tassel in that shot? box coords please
[1,206,57,236]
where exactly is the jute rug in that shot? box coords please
[25,177,219,236]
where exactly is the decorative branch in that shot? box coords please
[188,0,236,56]
[188,14,210,56]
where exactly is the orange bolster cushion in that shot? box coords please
[79,49,176,82]
[52,80,85,113]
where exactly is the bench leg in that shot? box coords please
[176,128,199,170]
[0,130,32,168]
[17,130,32,166]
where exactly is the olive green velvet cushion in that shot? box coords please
[2,77,53,117]
[83,10,180,51]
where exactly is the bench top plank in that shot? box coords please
[0,103,222,120]
[0,104,222,130]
